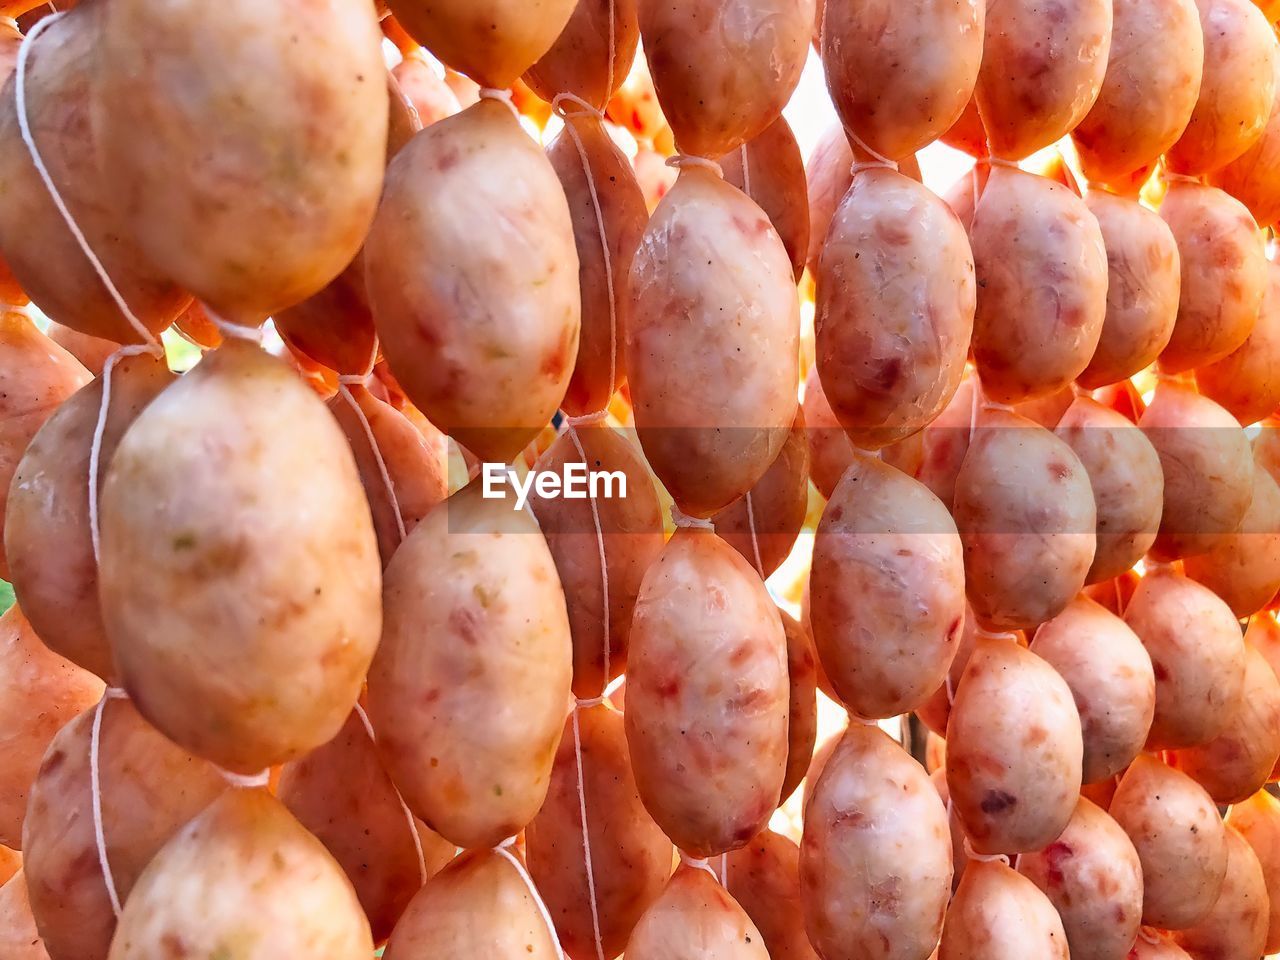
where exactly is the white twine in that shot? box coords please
[744,491,765,579]
[1160,166,1201,186]
[719,852,729,887]
[564,410,609,428]
[90,687,129,918]
[479,87,520,120]
[569,704,606,960]
[670,503,715,531]
[1138,928,1163,946]
[962,836,1011,865]
[666,155,724,178]
[1053,146,1082,197]
[218,767,270,789]
[679,850,720,880]
[18,12,170,567]
[847,129,897,170]
[557,401,614,960]
[353,702,428,885]
[972,154,1020,213]
[496,838,567,960]
[850,159,895,176]
[337,339,407,546]
[977,377,1013,414]
[551,94,618,399]
[974,626,1018,642]
[562,418,611,686]
[739,144,753,198]
[603,674,625,703]
[603,0,616,107]
[87,345,162,564]
[968,374,981,445]
[207,312,264,344]
[15,12,158,347]
[170,322,209,351]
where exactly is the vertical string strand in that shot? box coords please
[496,838,567,960]
[570,704,606,960]
[551,95,619,398]
[90,688,129,918]
[336,338,406,546]
[354,702,428,886]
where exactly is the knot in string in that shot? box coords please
[846,129,897,171]
[983,155,1021,170]
[218,767,271,789]
[89,343,168,566]
[336,337,407,543]
[850,160,896,176]
[552,92,604,121]
[974,626,1019,642]
[670,503,715,531]
[679,851,721,880]
[207,311,265,344]
[564,409,609,429]
[1160,167,1201,186]
[479,86,521,121]
[963,836,1011,865]
[666,155,724,178]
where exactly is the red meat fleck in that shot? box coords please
[1044,840,1074,886]
[980,790,1018,814]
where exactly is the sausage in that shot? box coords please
[1054,396,1164,584]
[625,528,789,857]
[815,167,975,449]
[1123,566,1246,750]
[1109,754,1229,929]
[106,790,373,959]
[1017,797,1143,960]
[628,166,799,517]
[810,454,966,718]
[801,723,953,960]
[1030,595,1155,784]
[383,847,561,960]
[938,859,1069,959]
[366,483,572,849]
[637,0,813,157]
[22,697,228,960]
[365,100,581,463]
[945,636,1083,855]
[6,353,171,681]
[953,407,1096,630]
